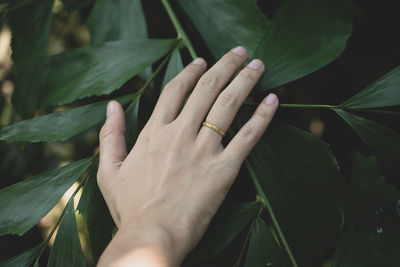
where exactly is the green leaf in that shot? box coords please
[0,94,133,143]
[242,115,349,266]
[335,110,400,178]
[332,153,400,266]
[189,201,260,260]
[162,48,184,88]
[88,0,148,44]
[48,200,86,267]
[244,218,291,267]
[8,0,54,117]
[38,39,176,108]
[176,0,270,59]
[178,0,353,91]
[77,157,115,262]
[0,243,43,267]
[125,94,141,151]
[341,65,400,109]
[0,157,93,235]
[253,0,354,90]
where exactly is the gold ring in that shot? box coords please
[202,122,225,137]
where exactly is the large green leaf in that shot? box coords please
[242,116,349,266]
[189,201,260,260]
[38,39,176,108]
[77,157,115,262]
[0,157,92,235]
[244,218,291,267]
[0,243,42,267]
[87,0,148,44]
[48,200,86,267]
[332,153,400,266]
[162,48,184,88]
[336,110,400,178]
[8,0,54,117]
[341,65,400,109]
[178,0,353,91]
[0,94,132,143]
[253,0,353,90]
[176,0,269,59]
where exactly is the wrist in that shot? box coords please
[98,223,186,267]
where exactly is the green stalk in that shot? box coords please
[126,48,176,112]
[280,103,339,109]
[34,176,87,264]
[246,103,339,109]
[244,160,299,267]
[160,0,198,59]
[233,205,264,267]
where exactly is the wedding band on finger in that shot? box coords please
[202,121,226,137]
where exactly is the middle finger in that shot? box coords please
[178,46,248,129]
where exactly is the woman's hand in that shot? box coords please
[97,46,279,267]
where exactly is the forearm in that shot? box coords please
[97,226,184,267]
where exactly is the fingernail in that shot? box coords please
[107,101,116,117]
[264,93,277,105]
[231,46,247,57]
[192,58,205,66]
[247,59,263,70]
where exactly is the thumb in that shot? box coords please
[98,101,127,177]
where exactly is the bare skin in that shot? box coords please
[97,46,279,267]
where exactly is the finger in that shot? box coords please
[222,93,279,165]
[150,58,207,125]
[179,46,248,128]
[98,101,127,179]
[196,59,265,152]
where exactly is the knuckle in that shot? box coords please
[218,90,238,109]
[99,122,125,142]
[220,54,239,66]
[239,69,258,81]
[255,107,272,120]
[99,124,113,141]
[164,79,185,93]
[242,125,258,139]
[198,73,218,87]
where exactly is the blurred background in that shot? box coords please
[0,0,399,266]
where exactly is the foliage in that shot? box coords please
[0,0,399,266]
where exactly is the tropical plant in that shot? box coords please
[0,0,399,266]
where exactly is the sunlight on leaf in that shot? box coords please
[0,157,93,235]
[48,200,86,267]
[77,158,115,262]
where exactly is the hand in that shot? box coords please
[97,46,279,267]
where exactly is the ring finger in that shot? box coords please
[196,59,265,152]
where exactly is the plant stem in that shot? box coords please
[234,205,264,267]
[126,49,175,110]
[244,160,299,267]
[246,103,339,109]
[34,176,86,264]
[160,0,198,59]
[280,103,339,109]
